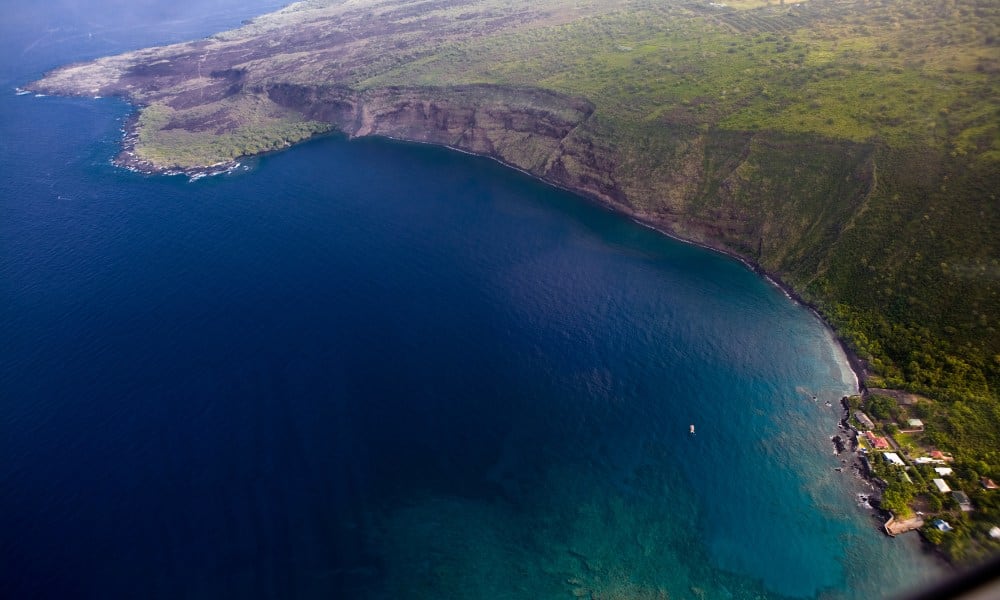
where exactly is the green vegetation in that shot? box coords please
[867,395,897,421]
[136,97,331,169]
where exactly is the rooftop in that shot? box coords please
[883,452,905,466]
[933,519,953,532]
[854,411,876,430]
[864,431,890,449]
[930,450,954,462]
[933,478,952,493]
[953,491,973,511]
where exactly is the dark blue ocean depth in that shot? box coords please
[1,2,944,598]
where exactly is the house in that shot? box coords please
[854,411,876,430]
[915,456,946,465]
[883,452,905,467]
[902,418,924,432]
[933,519,953,532]
[865,431,890,450]
[982,478,999,490]
[990,527,1000,540]
[952,491,973,511]
[930,450,954,462]
[934,467,953,476]
[933,478,952,493]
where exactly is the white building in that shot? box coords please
[883,452,905,467]
[933,478,952,493]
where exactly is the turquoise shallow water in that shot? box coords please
[0,2,945,598]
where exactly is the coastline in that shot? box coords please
[110,113,873,393]
[378,129,874,393]
[113,112,242,180]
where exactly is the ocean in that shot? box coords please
[0,1,945,598]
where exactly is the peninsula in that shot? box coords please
[27,0,1000,564]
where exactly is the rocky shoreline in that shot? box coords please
[112,113,241,180]
[829,395,958,573]
[831,396,885,513]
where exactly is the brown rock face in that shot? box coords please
[263,82,627,207]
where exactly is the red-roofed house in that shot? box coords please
[865,431,890,450]
[930,450,955,462]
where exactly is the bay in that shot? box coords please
[0,2,945,598]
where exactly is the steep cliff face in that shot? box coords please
[264,82,634,209]
[267,84,594,171]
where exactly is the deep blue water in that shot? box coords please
[1,2,946,598]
